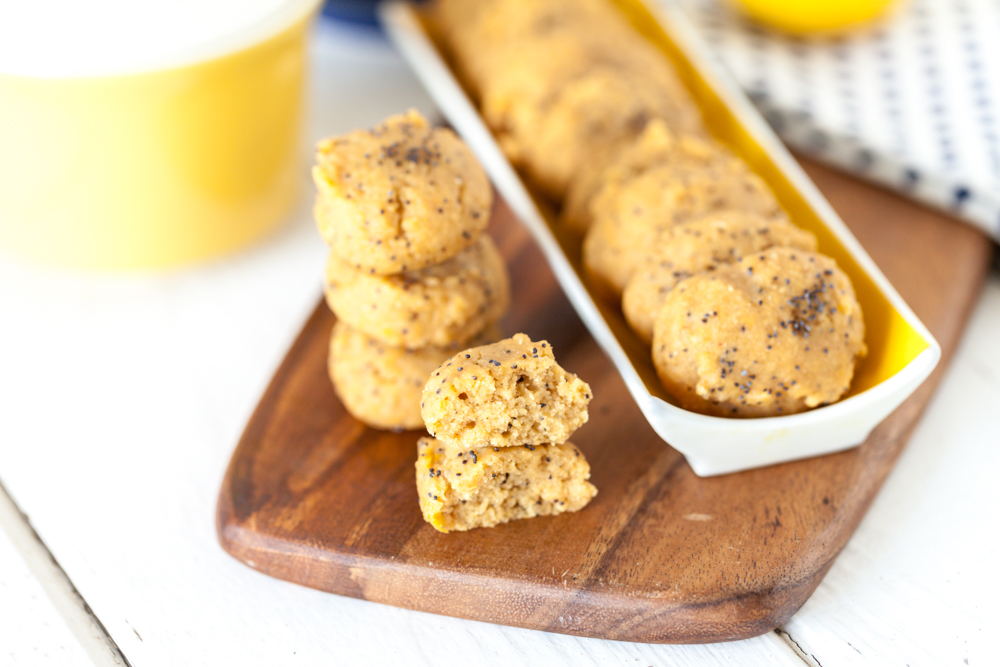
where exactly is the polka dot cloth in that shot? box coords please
[679,0,1000,240]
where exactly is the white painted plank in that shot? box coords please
[0,493,95,667]
[779,270,1000,667]
[0,21,805,667]
[0,484,126,667]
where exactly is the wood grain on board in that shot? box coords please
[216,158,992,644]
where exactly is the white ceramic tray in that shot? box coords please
[380,0,940,476]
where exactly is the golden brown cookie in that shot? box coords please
[328,322,502,431]
[440,0,635,95]
[490,63,703,202]
[622,211,817,343]
[651,247,866,417]
[430,0,496,44]
[313,110,492,275]
[582,145,781,298]
[435,0,702,202]
[324,234,509,350]
[561,120,716,233]
[415,436,597,532]
[421,333,592,449]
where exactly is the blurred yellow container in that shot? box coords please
[731,0,896,34]
[0,0,321,270]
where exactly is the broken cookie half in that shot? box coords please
[416,437,596,532]
[420,332,592,449]
[416,333,597,532]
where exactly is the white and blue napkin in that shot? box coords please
[679,0,1000,240]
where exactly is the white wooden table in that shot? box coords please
[1,20,997,667]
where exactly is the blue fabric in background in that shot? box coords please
[322,0,380,26]
[679,0,1000,241]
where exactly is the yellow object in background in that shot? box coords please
[731,0,896,34]
[0,0,320,270]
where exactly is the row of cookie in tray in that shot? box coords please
[432,0,704,204]
[429,0,866,419]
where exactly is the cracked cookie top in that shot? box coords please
[652,247,866,418]
[421,333,592,449]
[313,109,492,275]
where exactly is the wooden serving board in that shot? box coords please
[216,158,992,644]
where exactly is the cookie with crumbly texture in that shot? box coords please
[415,436,597,532]
[438,0,639,96]
[491,63,703,202]
[561,120,718,234]
[651,247,866,418]
[324,234,509,350]
[582,147,781,298]
[313,110,492,275]
[434,0,706,202]
[329,322,502,431]
[623,211,817,344]
[421,333,591,449]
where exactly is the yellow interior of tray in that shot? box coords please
[421,0,930,403]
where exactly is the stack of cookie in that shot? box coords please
[415,333,597,532]
[313,110,510,430]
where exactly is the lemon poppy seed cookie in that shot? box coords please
[583,150,782,298]
[480,39,703,202]
[446,0,630,97]
[561,119,677,234]
[443,0,702,201]
[329,322,501,431]
[329,323,453,431]
[651,247,866,418]
[324,234,510,350]
[442,0,653,99]
[492,63,702,202]
[313,109,492,275]
[561,120,720,234]
[622,211,817,344]
[415,437,597,532]
[421,333,591,449]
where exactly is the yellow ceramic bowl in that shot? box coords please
[0,0,320,270]
[730,0,896,34]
